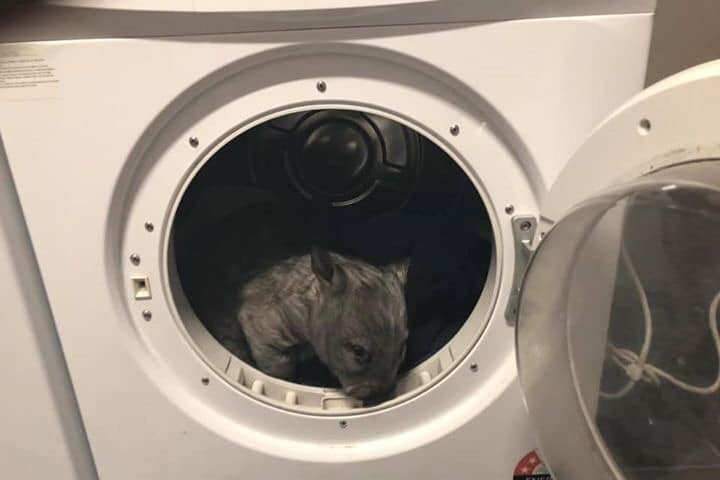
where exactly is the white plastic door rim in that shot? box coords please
[518,60,720,480]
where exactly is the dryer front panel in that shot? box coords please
[0,14,651,479]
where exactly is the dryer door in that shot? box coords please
[517,61,720,480]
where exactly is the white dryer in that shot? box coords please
[0,2,679,479]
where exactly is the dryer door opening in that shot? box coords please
[169,108,496,414]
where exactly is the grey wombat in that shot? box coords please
[236,247,409,400]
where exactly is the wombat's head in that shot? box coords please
[310,248,409,402]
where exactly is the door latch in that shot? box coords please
[505,215,538,325]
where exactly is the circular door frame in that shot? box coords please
[110,45,540,462]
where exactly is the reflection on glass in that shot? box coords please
[574,183,720,479]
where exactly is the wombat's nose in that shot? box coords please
[345,381,395,402]
[344,384,372,399]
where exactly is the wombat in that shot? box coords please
[236,248,409,401]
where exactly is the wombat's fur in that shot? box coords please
[236,248,409,400]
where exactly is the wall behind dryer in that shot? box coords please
[647,0,720,85]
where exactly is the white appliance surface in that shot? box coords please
[0,3,655,479]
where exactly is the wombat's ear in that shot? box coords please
[387,258,411,285]
[311,247,336,284]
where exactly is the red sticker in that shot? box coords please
[513,450,552,480]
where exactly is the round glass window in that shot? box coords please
[519,160,720,479]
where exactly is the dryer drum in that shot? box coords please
[170,109,494,412]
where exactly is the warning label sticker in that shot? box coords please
[513,450,553,480]
[0,46,60,100]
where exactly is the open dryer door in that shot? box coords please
[517,61,720,480]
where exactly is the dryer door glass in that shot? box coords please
[517,160,720,480]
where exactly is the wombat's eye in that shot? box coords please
[345,342,372,365]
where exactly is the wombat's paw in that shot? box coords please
[221,337,252,363]
[254,350,298,380]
